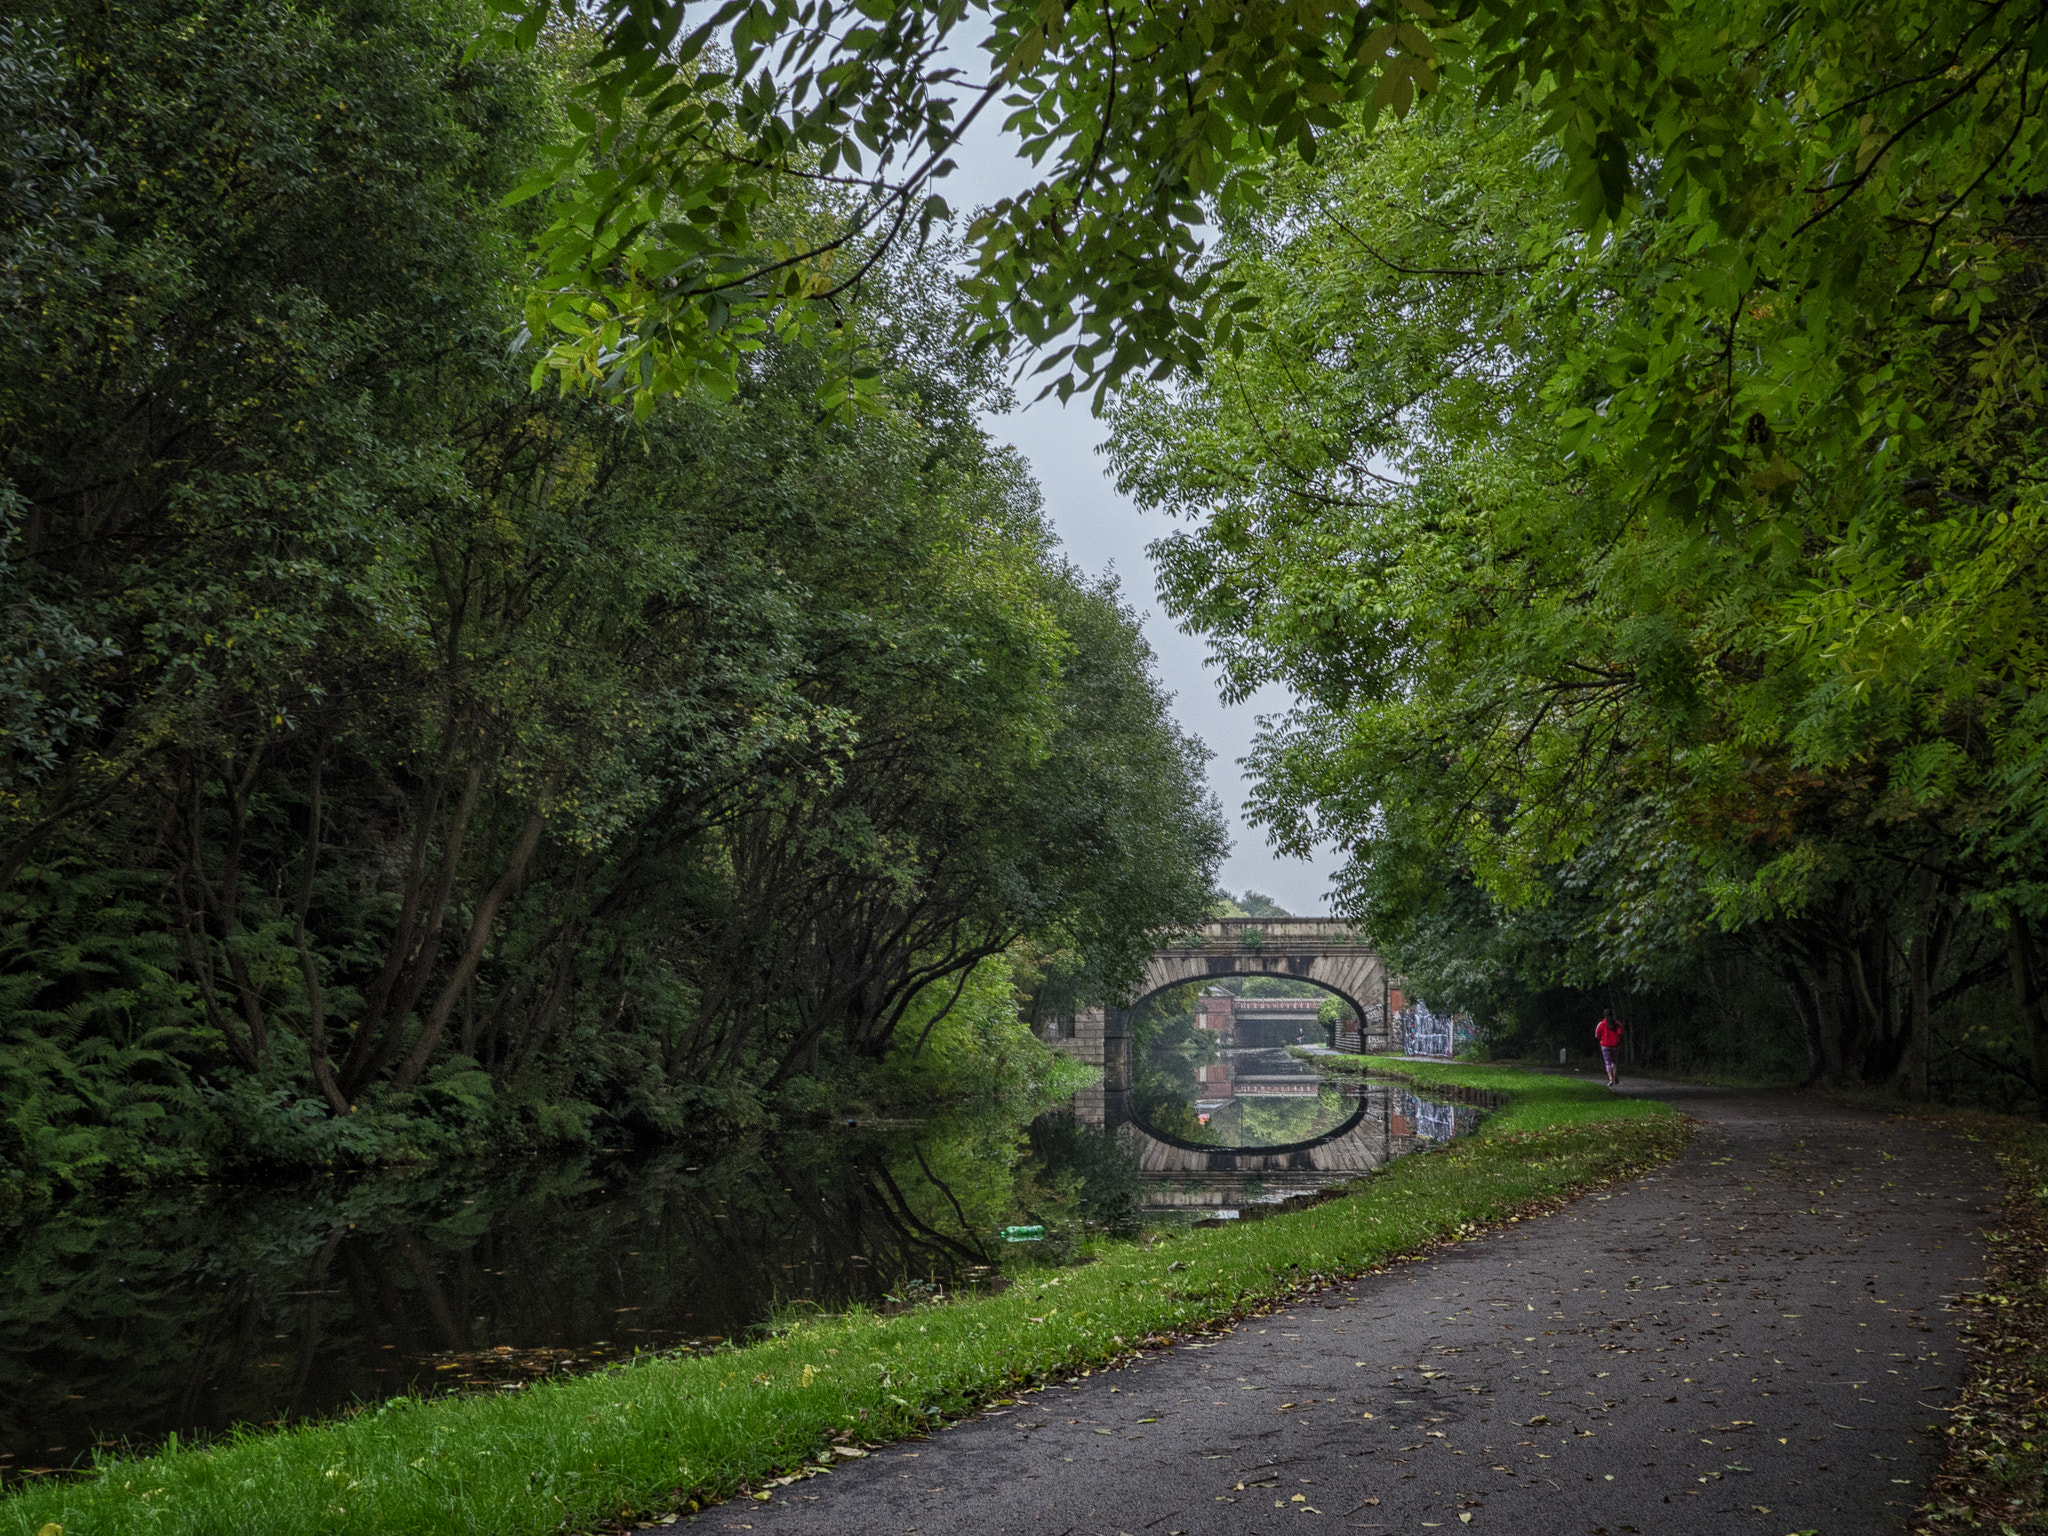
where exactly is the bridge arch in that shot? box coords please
[1126,919,1389,1042]
[1046,920,1396,1159]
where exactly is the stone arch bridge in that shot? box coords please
[1046,919,1394,1160]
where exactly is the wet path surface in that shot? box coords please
[703,1083,1996,1534]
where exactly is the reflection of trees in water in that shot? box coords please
[1175,1083,1357,1148]
[1126,983,1217,1141]
[1133,1088,1208,1140]
[1026,1113,1140,1236]
[0,1127,1024,1468]
[1127,989,1356,1151]
[1129,978,1375,1150]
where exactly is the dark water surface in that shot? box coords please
[0,1076,1484,1477]
[0,1112,1040,1476]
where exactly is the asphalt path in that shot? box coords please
[698,1081,1996,1535]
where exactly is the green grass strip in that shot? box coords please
[1302,1053,1672,1136]
[1,1067,1687,1536]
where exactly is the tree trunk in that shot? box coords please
[341,754,486,1095]
[293,741,351,1116]
[1847,942,1887,1084]
[1907,922,1931,1104]
[174,869,258,1070]
[390,805,548,1092]
[2006,908,2048,1121]
[1784,968,1823,1087]
[192,753,273,1065]
[1815,956,1846,1088]
[1905,855,1946,1104]
[353,734,461,1040]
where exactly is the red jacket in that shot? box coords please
[1595,1018,1623,1048]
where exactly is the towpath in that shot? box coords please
[700,1082,1996,1535]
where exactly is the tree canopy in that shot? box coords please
[485,0,2048,1105]
[495,0,2046,426]
[1100,30,2048,1103]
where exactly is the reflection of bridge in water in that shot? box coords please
[1041,921,1423,1195]
[1195,1046,1323,1112]
[1133,1082,1481,1216]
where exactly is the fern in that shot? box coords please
[0,859,209,1199]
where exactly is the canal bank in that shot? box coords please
[707,1077,1993,1536]
[0,1068,1682,1535]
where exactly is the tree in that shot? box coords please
[1210,890,1292,920]
[0,0,1228,1194]
[1103,72,2048,1102]
[458,0,2048,1104]
[475,0,2048,1100]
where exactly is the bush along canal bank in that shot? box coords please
[0,1067,1685,1536]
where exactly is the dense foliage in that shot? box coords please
[1104,33,2048,1099]
[490,0,2044,433]
[0,0,1224,1200]
[453,0,2048,1103]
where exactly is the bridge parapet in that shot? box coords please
[1165,917,1373,949]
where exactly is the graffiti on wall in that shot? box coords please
[1396,1000,1478,1059]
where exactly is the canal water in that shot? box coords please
[0,1074,1480,1477]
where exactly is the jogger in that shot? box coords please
[1595,1014,1623,1086]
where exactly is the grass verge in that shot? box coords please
[1508,1057,1796,1090]
[1300,1052,1676,1135]
[0,1068,1686,1536]
[1310,1047,1793,1094]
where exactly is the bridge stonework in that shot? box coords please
[1049,919,1392,1128]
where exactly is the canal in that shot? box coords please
[0,1070,1480,1478]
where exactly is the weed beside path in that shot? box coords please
[0,1070,1686,1536]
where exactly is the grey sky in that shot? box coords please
[933,84,1341,916]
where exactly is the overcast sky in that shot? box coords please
[933,91,1342,916]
